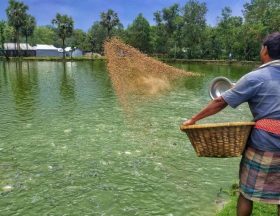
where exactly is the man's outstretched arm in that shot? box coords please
[182,96,228,126]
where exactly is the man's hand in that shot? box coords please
[181,96,228,128]
[182,118,196,126]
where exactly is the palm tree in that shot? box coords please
[100,9,120,38]
[21,14,36,55]
[52,13,74,59]
[6,0,28,57]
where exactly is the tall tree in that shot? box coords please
[4,24,16,43]
[152,11,168,54]
[0,21,6,51]
[52,13,74,59]
[154,4,183,58]
[216,7,243,59]
[239,23,266,60]
[30,26,56,45]
[201,27,221,59]
[100,9,120,38]
[87,22,107,55]
[164,4,183,58]
[243,0,280,33]
[0,20,9,60]
[6,0,28,56]
[182,0,207,58]
[126,14,151,53]
[162,4,181,35]
[67,29,88,51]
[21,14,36,52]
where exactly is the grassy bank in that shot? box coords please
[0,56,260,66]
[217,193,277,216]
[160,58,260,66]
[0,56,106,61]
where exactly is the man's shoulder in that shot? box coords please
[245,67,269,82]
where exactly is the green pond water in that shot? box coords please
[0,61,255,216]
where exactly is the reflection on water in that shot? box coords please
[60,62,76,102]
[9,62,39,121]
[0,61,255,215]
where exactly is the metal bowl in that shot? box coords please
[209,77,234,100]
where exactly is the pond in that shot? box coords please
[0,61,255,216]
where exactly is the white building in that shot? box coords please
[64,47,83,57]
[3,43,36,56]
[2,43,84,57]
[35,44,62,57]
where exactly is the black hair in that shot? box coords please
[263,32,280,59]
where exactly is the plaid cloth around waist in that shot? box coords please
[255,119,280,135]
[240,147,280,204]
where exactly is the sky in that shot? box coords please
[0,0,250,31]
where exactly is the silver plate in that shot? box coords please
[209,77,234,100]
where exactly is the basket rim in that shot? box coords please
[180,121,255,131]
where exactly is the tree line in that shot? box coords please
[0,0,279,60]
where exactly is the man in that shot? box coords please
[183,32,280,216]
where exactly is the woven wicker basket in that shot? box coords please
[180,122,255,157]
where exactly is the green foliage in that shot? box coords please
[0,21,5,49]
[151,0,278,60]
[52,13,74,58]
[87,21,107,54]
[6,0,29,55]
[153,4,184,57]
[201,27,221,59]
[6,0,28,31]
[21,14,36,46]
[3,24,15,42]
[182,0,207,59]
[0,21,10,59]
[238,23,266,61]
[162,4,182,36]
[2,1,279,60]
[216,7,243,59]
[29,26,56,45]
[125,14,152,53]
[67,29,88,50]
[151,16,168,55]
[100,9,120,38]
[243,0,280,33]
[52,13,74,41]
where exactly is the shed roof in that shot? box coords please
[4,43,35,50]
[35,44,59,50]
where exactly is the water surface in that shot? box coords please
[0,61,255,216]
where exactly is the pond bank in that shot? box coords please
[161,58,260,66]
[216,192,277,215]
[0,56,106,61]
[1,56,260,66]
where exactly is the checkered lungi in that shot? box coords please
[239,147,280,204]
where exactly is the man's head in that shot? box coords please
[261,32,280,63]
